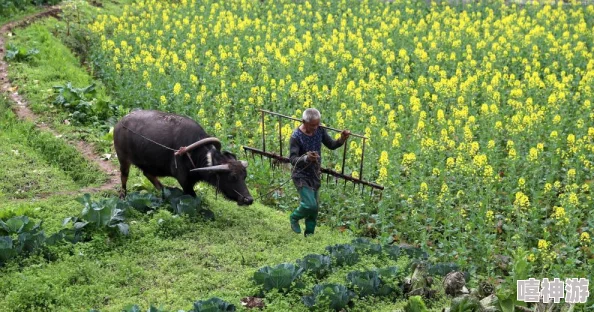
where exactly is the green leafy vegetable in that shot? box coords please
[351,237,382,255]
[253,263,304,291]
[296,254,331,278]
[189,297,236,312]
[302,283,355,311]
[347,270,381,297]
[404,295,429,312]
[450,295,481,312]
[325,244,359,266]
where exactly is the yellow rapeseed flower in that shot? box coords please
[173,82,182,95]
[518,177,525,189]
[580,232,591,244]
[379,151,389,167]
[514,191,530,209]
[486,210,494,222]
[538,239,550,250]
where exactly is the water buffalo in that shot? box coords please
[113,109,254,206]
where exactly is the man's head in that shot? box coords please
[302,108,321,134]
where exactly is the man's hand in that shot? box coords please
[340,130,351,143]
[306,151,320,163]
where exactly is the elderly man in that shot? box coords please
[289,108,351,236]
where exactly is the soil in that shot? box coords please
[0,6,121,199]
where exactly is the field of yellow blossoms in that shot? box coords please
[88,0,593,282]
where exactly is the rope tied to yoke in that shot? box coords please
[252,153,320,201]
[121,125,196,169]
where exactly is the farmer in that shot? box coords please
[289,108,351,236]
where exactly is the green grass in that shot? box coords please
[0,190,368,312]
[0,96,105,199]
[0,5,42,25]
[0,126,78,200]
[6,18,115,153]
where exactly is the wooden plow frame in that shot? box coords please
[242,109,385,198]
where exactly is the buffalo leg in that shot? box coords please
[119,160,131,199]
[182,183,197,197]
[143,171,163,191]
[178,176,197,197]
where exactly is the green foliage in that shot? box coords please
[4,43,39,62]
[0,188,354,311]
[74,193,130,236]
[346,270,381,297]
[53,82,116,124]
[172,195,203,218]
[296,254,332,279]
[0,0,60,19]
[376,266,402,297]
[428,263,460,277]
[126,191,161,213]
[385,245,402,260]
[189,297,236,312]
[57,190,213,241]
[0,96,105,189]
[479,294,503,312]
[450,295,481,312]
[400,245,429,261]
[404,296,428,312]
[120,304,167,312]
[325,244,359,267]
[150,209,191,238]
[351,237,382,255]
[253,263,304,292]
[302,283,355,311]
[6,22,121,140]
[162,187,211,219]
[0,216,45,264]
[495,247,532,311]
[346,267,402,298]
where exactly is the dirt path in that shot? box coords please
[0,6,121,198]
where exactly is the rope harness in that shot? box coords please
[122,125,197,169]
[252,154,321,201]
[122,125,243,201]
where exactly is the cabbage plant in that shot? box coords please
[325,244,359,266]
[302,283,355,311]
[297,254,332,278]
[253,263,304,291]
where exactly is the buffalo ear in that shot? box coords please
[223,151,237,160]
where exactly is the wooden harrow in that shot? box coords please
[242,109,385,198]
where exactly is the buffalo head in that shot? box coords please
[190,149,254,206]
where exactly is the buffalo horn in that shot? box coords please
[190,164,230,173]
[176,137,222,155]
[241,160,248,168]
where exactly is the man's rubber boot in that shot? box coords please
[290,215,301,234]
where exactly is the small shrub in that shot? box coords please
[4,43,39,62]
